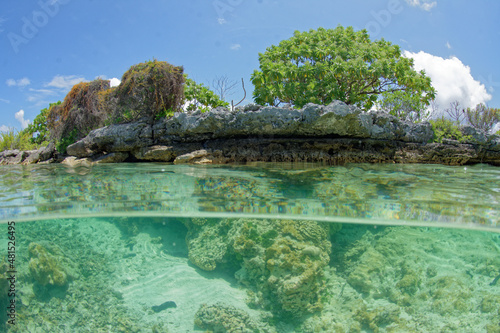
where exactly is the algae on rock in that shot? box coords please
[184,218,334,317]
[28,242,71,287]
[194,302,275,333]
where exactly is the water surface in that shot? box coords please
[0,163,499,332]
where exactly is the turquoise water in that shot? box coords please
[0,163,499,332]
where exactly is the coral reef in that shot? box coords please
[184,218,335,317]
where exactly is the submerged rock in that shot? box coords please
[184,218,336,317]
[28,243,69,287]
[194,303,274,333]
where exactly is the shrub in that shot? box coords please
[429,117,471,143]
[464,103,500,132]
[0,128,37,152]
[108,59,185,123]
[25,101,61,145]
[184,77,229,112]
[377,90,430,123]
[251,26,435,110]
[47,79,111,151]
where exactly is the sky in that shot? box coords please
[1,0,499,132]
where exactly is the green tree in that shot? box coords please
[251,26,435,110]
[464,103,500,132]
[25,101,61,145]
[184,77,229,112]
[377,90,430,122]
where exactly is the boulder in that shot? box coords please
[173,149,211,164]
[39,142,56,162]
[67,121,153,158]
[133,145,176,162]
[22,150,41,165]
[0,150,27,165]
[93,152,129,164]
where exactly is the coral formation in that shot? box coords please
[194,303,271,333]
[28,242,69,286]
[183,218,232,271]
[184,218,334,317]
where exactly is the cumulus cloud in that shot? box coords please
[15,110,30,129]
[405,0,437,11]
[404,51,492,110]
[6,77,31,87]
[0,125,9,132]
[109,78,121,87]
[45,75,86,90]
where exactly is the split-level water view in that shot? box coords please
[0,163,499,332]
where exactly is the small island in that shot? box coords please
[1,27,499,166]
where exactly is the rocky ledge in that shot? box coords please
[2,101,500,166]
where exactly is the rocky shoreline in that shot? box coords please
[2,101,500,166]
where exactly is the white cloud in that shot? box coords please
[0,98,9,104]
[45,75,86,90]
[445,41,452,49]
[15,110,30,129]
[405,0,437,11]
[109,78,121,87]
[217,18,227,25]
[97,75,121,87]
[230,44,241,51]
[404,51,492,111]
[26,88,58,104]
[6,77,31,87]
[0,125,9,132]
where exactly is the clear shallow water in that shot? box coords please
[1,163,499,230]
[0,163,499,332]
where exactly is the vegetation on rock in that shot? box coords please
[464,103,500,133]
[106,59,185,123]
[184,77,229,112]
[251,26,435,110]
[48,79,111,152]
[25,101,60,145]
[429,117,472,143]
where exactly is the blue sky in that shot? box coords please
[1,0,499,132]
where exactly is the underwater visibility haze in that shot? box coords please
[0,163,499,332]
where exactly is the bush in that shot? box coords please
[108,59,185,123]
[48,79,111,151]
[184,77,229,112]
[25,101,60,145]
[429,117,471,143]
[377,91,430,123]
[0,128,38,152]
[251,26,435,110]
[465,104,500,132]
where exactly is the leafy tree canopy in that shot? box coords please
[184,77,229,112]
[251,26,435,110]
